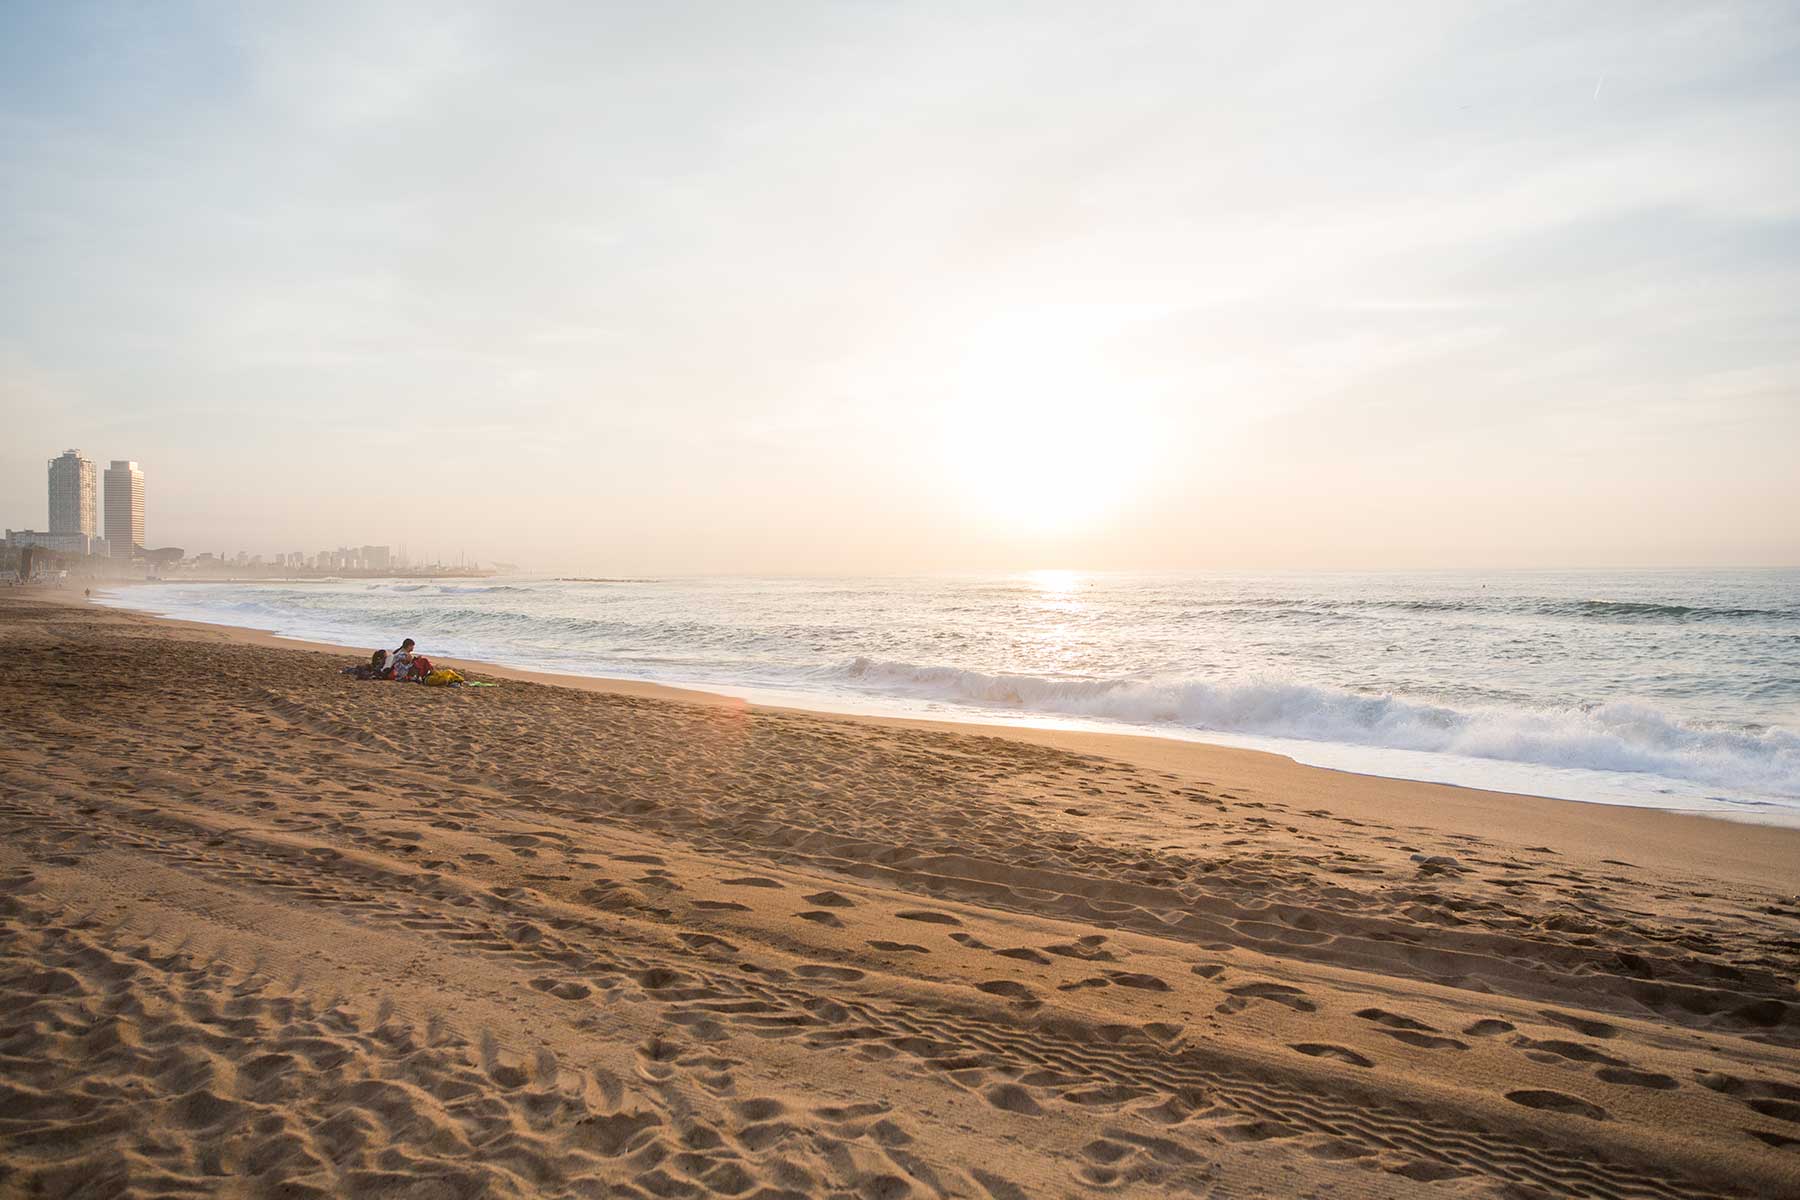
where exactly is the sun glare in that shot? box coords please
[938,313,1149,537]
[1026,567,1081,594]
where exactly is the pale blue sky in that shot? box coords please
[3,2,1797,569]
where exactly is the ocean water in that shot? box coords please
[101,570,1800,824]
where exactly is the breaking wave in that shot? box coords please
[833,658,1800,798]
[1555,599,1795,623]
[366,583,529,595]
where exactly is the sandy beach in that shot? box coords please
[2,590,1797,1199]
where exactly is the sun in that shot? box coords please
[937,312,1149,536]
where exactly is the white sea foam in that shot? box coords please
[832,658,1800,799]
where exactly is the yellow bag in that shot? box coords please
[424,668,464,687]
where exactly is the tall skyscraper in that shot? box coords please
[104,460,145,557]
[47,449,97,536]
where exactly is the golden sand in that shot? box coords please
[1,592,1796,1198]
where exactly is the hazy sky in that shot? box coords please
[3,2,1797,571]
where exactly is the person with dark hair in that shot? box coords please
[342,648,390,680]
[390,637,418,681]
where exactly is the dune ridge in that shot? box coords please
[2,593,1797,1198]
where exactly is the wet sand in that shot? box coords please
[2,591,1796,1198]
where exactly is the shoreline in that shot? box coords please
[63,585,1800,883]
[91,582,1800,834]
[86,579,1800,830]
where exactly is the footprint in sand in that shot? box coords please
[1748,1099,1800,1125]
[796,910,845,928]
[1696,1071,1800,1103]
[579,883,649,910]
[1303,1136,1375,1161]
[1695,1075,1800,1128]
[1062,1084,1151,1108]
[635,1036,683,1082]
[721,876,784,889]
[692,900,751,912]
[1355,1008,1437,1033]
[1105,971,1170,992]
[1290,1043,1374,1068]
[732,1097,787,1121]
[1224,982,1316,1013]
[1464,1018,1515,1037]
[635,968,696,992]
[1382,1030,1468,1051]
[1044,937,1117,961]
[793,964,865,982]
[977,980,1037,1000]
[615,853,665,865]
[897,910,961,926]
[1134,1088,1211,1127]
[528,977,592,1001]
[1512,1037,1630,1067]
[677,932,738,954]
[735,1121,798,1152]
[983,1083,1043,1115]
[1506,1089,1610,1120]
[1214,1119,1296,1142]
[1538,1010,1618,1039]
[867,941,929,953]
[571,1110,663,1157]
[994,947,1052,965]
[801,891,855,907]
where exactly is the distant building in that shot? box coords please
[47,449,98,536]
[6,529,104,555]
[362,545,391,570]
[104,460,145,558]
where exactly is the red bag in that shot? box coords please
[410,655,434,678]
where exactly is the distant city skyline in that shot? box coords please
[8,446,441,568]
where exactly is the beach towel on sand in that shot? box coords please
[424,668,465,687]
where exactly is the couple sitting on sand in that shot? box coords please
[344,638,463,686]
